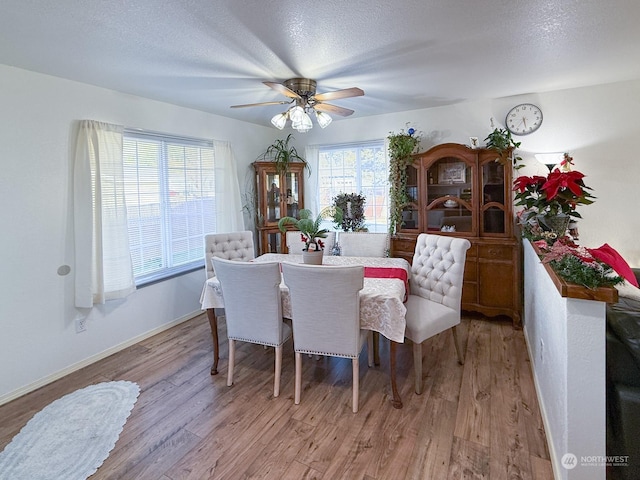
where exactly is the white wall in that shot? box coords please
[0,65,274,402]
[2,63,639,403]
[523,240,606,479]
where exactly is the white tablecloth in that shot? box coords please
[200,254,410,343]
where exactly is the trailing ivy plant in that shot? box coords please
[332,192,367,231]
[484,127,524,169]
[388,125,420,235]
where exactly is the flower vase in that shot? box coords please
[302,250,324,265]
[537,213,571,238]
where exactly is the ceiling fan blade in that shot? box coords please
[230,100,291,109]
[313,87,364,102]
[263,81,302,99]
[314,103,355,117]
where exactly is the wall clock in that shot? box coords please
[505,103,543,135]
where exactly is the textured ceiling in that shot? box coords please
[2,0,640,127]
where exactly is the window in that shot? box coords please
[317,141,388,232]
[123,131,216,284]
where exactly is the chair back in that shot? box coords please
[286,231,336,255]
[212,258,286,346]
[205,231,255,279]
[339,232,389,257]
[410,233,471,310]
[282,263,364,358]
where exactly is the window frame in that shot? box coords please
[317,140,388,233]
[123,129,216,286]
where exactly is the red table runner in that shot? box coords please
[364,267,409,301]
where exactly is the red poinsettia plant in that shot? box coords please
[513,153,595,219]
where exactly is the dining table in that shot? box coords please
[199,253,411,408]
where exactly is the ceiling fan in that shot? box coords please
[230,78,364,132]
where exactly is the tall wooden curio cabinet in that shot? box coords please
[390,143,522,326]
[253,161,305,255]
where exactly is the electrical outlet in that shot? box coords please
[75,317,87,333]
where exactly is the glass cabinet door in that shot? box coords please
[480,159,507,235]
[284,170,300,219]
[265,230,282,253]
[425,156,473,234]
[400,164,419,231]
[264,172,281,222]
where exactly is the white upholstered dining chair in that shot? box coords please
[339,232,389,257]
[286,230,336,254]
[281,263,373,413]
[203,231,256,375]
[204,231,255,279]
[406,233,471,394]
[212,257,292,397]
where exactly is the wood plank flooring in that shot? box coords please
[0,314,553,479]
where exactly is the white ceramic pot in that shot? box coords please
[302,250,324,265]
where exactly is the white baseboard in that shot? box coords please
[0,311,201,406]
[523,327,561,480]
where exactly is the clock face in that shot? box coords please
[505,104,543,135]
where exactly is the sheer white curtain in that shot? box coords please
[213,140,244,232]
[304,145,320,214]
[74,120,135,308]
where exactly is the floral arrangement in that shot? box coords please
[388,124,421,235]
[332,192,366,232]
[513,153,595,222]
[533,237,623,289]
[515,154,622,289]
[278,207,338,251]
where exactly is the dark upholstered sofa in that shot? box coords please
[606,268,640,480]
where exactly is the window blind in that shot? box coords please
[123,130,216,284]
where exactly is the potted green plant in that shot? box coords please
[259,133,310,175]
[484,127,523,169]
[278,207,341,264]
[388,125,420,235]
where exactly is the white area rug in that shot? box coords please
[0,380,139,480]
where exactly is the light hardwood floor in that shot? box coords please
[0,314,552,479]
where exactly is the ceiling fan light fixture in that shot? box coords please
[288,105,305,124]
[292,111,313,133]
[315,110,332,128]
[271,112,287,130]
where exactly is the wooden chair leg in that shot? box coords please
[367,332,374,367]
[227,339,235,387]
[413,341,423,395]
[452,325,465,365]
[294,352,302,405]
[274,345,282,397]
[206,308,219,375]
[372,332,381,366]
[352,357,360,413]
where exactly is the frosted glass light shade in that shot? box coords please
[271,112,287,130]
[315,110,332,128]
[293,111,313,133]
[288,106,305,124]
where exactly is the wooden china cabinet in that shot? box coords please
[253,161,305,255]
[390,143,522,327]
